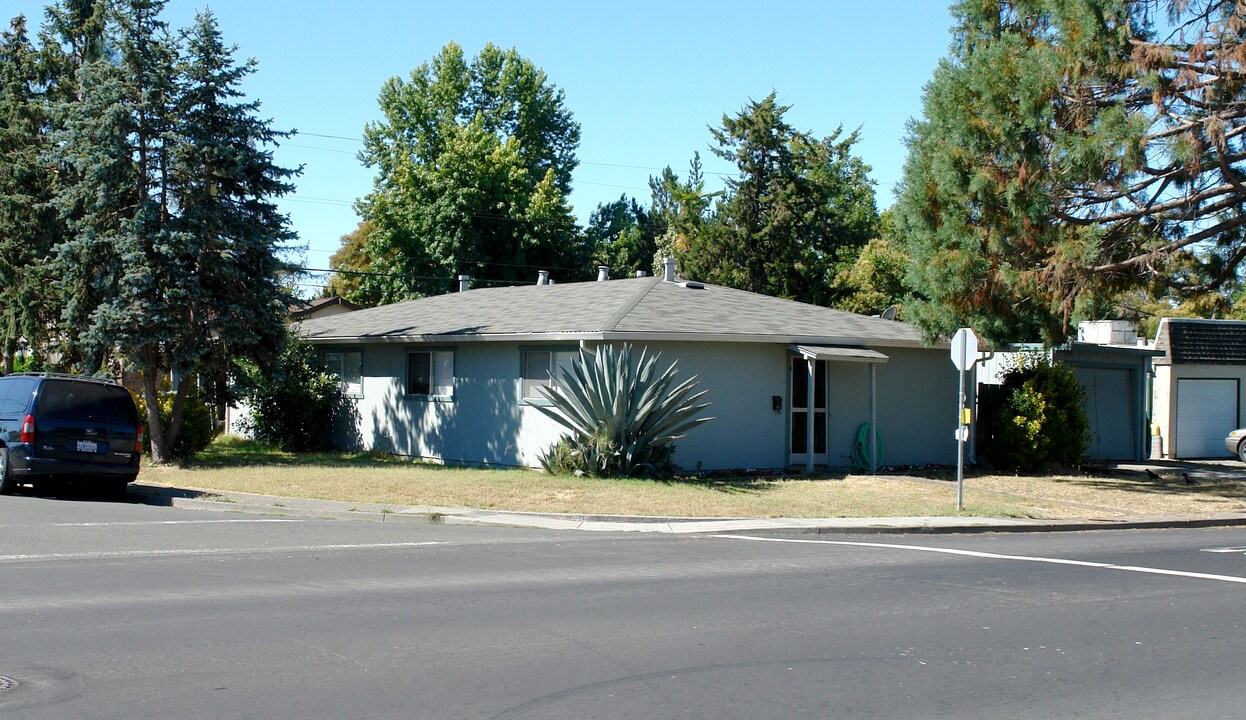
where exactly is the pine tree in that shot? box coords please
[898,0,1246,344]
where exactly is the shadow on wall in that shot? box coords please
[475,376,525,467]
[367,376,525,468]
[333,391,364,452]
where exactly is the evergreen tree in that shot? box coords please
[650,154,718,278]
[0,16,60,372]
[166,9,297,439]
[898,0,1246,345]
[356,42,590,300]
[586,194,662,278]
[50,3,295,463]
[684,94,878,305]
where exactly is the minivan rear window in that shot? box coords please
[36,380,140,425]
[0,377,38,415]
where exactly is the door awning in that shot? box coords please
[791,345,889,364]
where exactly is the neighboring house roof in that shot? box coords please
[296,276,929,348]
[1154,317,1246,366]
[290,296,362,320]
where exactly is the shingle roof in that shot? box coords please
[296,276,927,348]
[1154,318,1246,365]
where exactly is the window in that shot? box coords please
[522,349,578,402]
[37,380,140,424]
[0,377,37,415]
[407,350,454,398]
[322,349,363,397]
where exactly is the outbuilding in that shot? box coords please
[1152,318,1246,459]
[977,321,1160,462]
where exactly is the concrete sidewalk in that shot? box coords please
[128,483,1246,536]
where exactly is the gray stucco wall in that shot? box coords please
[821,347,958,467]
[327,340,957,471]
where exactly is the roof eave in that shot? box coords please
[301,330,934,349]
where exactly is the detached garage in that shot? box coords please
[977,321,1160,462]
[1153,319,1246,459]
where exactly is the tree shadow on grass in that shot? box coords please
[1052,468,1246,501]
[185,436,473,471]
[662,468,848,495]
[940,460,1246,501]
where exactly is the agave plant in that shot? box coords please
[533,344,713,478]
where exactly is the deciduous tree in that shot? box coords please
[356,42,590,300]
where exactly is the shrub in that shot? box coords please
[533,343,713,478]
[239,338,351,452]
[134,379,214,461]
[987,354,1090,472]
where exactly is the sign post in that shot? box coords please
[950,328,978,511]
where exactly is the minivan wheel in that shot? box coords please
[0,447,15,495]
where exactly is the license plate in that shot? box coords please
[75,440,100,453]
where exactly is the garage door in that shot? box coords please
[1076,368,1136,461]
[1175,379,1239,458]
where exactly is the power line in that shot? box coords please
[295,131,365,142]
[291,128,735,179]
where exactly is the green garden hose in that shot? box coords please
[852,423,885,470]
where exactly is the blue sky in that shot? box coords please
[8,1,956,291]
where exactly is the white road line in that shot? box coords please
[1200,546,1246,554]
[49,519,298,527]
[713,534,1246,585]
[0,541,445,563]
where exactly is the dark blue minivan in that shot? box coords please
[0,373,143,496]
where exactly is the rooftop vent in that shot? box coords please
[597,266,609,281]
[662,257,677,282]
[457,274,470,293]
[537,270,550,286]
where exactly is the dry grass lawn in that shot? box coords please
[137,437,1246,519]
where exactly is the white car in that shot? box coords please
[1226,429,1246,462]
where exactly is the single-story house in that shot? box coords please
[977,321,1160,462]
[1152,318,1246,459]
[295,262,962,472]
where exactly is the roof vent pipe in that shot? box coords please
[662,257,677,282]
[537,270,550,285]
[635,270,647,278]
[597,266,609,281]
[457,274,470,293]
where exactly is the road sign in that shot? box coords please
[950,327,979,511]
[950,327,979,371]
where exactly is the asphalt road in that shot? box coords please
[2,490,1246,719]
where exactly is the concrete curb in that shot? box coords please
[129,483,1246,535]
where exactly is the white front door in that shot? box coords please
[790,357,828,466]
